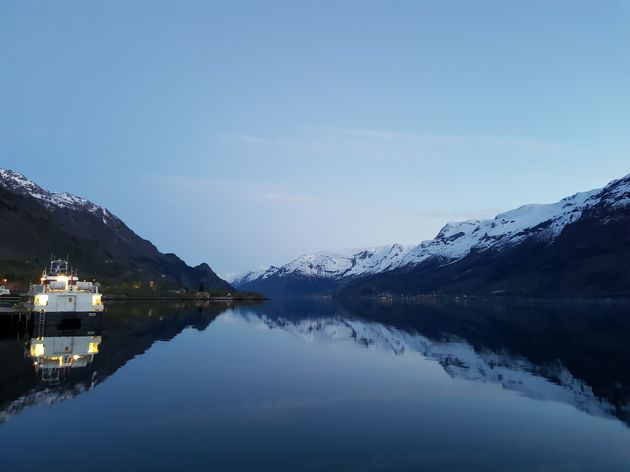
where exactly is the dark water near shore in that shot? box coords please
[1,298,630,471]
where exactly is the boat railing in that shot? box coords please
[29,284,99,294]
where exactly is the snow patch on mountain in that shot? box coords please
[0,168,119,225]
[232,244,413,285]
[233,174,630,287]
[401,187,601,266]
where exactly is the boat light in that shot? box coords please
[34,294,49,306]
[55,276,69,290]
[92,294,102,306]
[31,343,45,357]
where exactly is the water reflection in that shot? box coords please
[235,297,630,427]
[0,301,234,423]
[1,298,630,471]
[1,297,630,428]
[27,315,101,384]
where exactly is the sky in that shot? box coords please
[1,0,629,278]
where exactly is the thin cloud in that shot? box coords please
[411,208,506,221]
[221,134,265,144]
[147,174,322,208]
[256,191,322,206]
[305,126,569,153]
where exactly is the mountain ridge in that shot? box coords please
[0,168,234,295]
[234,173,630,297]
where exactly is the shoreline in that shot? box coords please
[103,296,268,301]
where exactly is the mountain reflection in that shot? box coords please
[230,297,630,427]
[0,301,234,423]
[2,298,630,429]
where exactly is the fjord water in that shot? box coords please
[1,299,630,471]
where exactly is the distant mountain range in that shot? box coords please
[234,173,630,297]
[232,243,414,297]
[0,169,233,296]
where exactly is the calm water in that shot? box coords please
[1,298,630,471]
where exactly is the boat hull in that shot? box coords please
[26,310,102,316]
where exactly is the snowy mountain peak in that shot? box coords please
[0,168,118,225]
[0,168,47,197]
[233,173,630,290]
[232,243,414,286]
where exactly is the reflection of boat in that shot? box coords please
[24,258,104,315]
[29,336,101,381]
[29,335,101,383]
[25,312,103,384]
[0,302,227,423]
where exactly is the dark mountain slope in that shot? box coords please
[234,173,630,298]
[0,169,232,295]
[341,187,630,298]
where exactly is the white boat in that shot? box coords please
[0,285,10,296]
[25,258,104,314]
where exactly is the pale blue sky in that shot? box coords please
[2,0,629,277]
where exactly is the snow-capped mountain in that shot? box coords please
[0,168,119,226]
[232,243,413,286]
[398,173,630,266]
[0,168,232,293]
[235,173,630,297]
